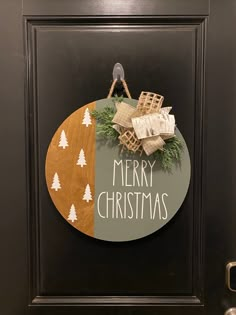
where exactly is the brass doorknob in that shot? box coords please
[225,308,236,315]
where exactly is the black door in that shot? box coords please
[1,0,236,314]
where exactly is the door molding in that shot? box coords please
[24,16,207,306]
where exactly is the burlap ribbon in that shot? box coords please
[112,91,176,155]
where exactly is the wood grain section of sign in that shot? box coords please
[45,102,96,237]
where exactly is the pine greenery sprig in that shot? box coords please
[91,106,118,140]
[91,106,183,170]
[112,94,124,105]
[152,137,183,171]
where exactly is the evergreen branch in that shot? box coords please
[111,94,124,105]
[91,106,115,122]
[91,107,118,140]
[152,137,183,171]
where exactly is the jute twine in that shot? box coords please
[107,79,132,99]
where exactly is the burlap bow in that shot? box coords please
[112,91,176,155]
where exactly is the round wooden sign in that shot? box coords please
[45,98,191,242]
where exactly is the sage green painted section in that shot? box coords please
[94,98,191,242]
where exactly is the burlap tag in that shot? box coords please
[142,136,165,156]
[112,102,136,128]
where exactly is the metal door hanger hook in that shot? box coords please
[113,63,125,82]
[107,63,131,98]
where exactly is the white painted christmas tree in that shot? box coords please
[58,130,69,149]
[82,108,92,127]
[67,204,77,223]
[51,172,61,191]
[77,149,87,167]
[83,184,92,202]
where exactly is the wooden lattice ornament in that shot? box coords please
[137,91,164,114]
[119,129,142,153]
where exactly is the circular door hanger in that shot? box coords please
[45,98,191,242]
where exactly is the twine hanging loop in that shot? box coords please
[107,78,132,99]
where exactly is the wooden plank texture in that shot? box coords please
[45,102,96,237]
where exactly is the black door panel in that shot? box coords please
[1,0,236,314]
